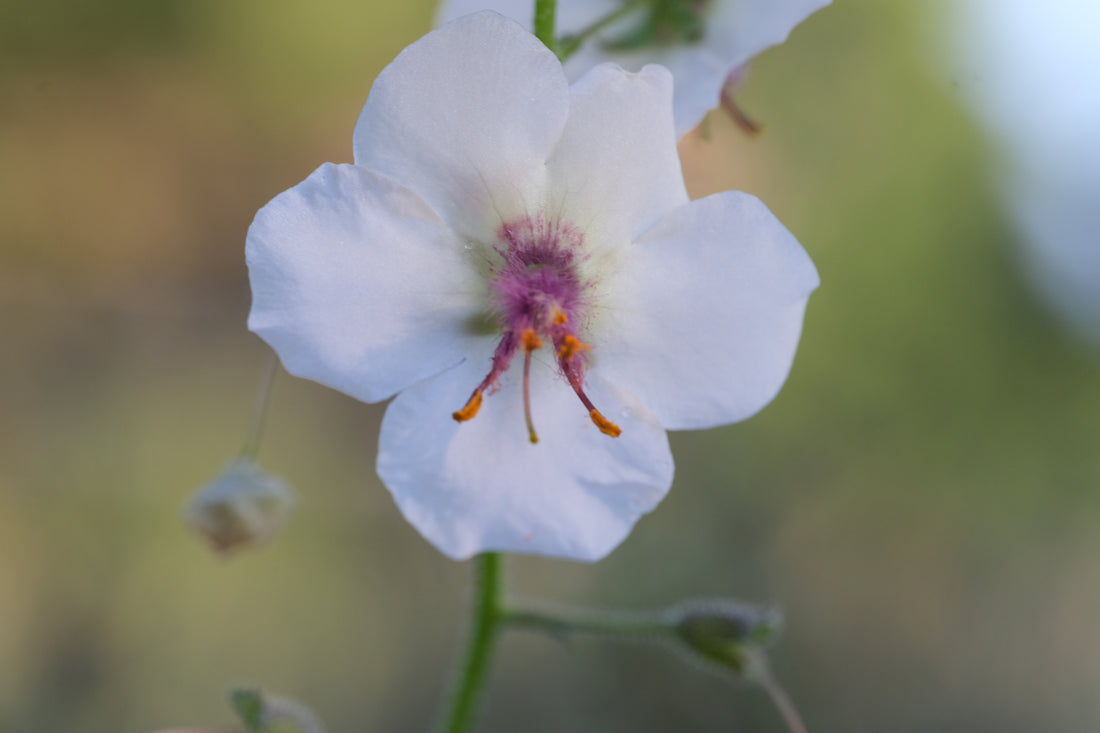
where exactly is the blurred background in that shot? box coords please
[2,0,1099,731]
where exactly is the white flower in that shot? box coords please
[184,459,296,555]
[436,0,831,138]
[246,12,818,561]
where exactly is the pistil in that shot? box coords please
[521,329,542,444]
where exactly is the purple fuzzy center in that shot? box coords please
[470,215,592,392]
[490,215,588,335]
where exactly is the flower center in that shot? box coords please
[451,215,622,443]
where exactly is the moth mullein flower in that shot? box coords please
[436,0,831,137]
[246,12,818,561]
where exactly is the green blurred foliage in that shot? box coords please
[1,0,1098,732]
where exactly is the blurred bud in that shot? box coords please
[184,459,295,555]
[669,599,782,674]
[230,688,327,733]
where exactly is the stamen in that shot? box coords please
[559,358,622,439]
[589,409,622,438]
[451,331,522,426]
[557,333,591,361]
[522,348,538,444]
[522,328,543,351]
[553,311,568,325]
[452,390,483,422]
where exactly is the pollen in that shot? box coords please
[452,390,483,422]
[521,328,543,351]
[557,334,590,360]
[553,311,568,325]
[589,409,622,438]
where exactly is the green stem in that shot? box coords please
[557,0,649,61]
[503,605,674,642]
[534,0,557,55]
[239,350,279,459]
[437,553,505,733]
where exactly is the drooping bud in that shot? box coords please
[184,459,295,556]
[669,599,781,674]
[670,600,810,732]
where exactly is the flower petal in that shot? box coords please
[247,162,482,403]
[659,49,732,139]
[353,11,569,242]
[546,63,688,253]
[377,351,674,561]
[591,191,819,430]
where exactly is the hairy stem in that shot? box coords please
[534,0,558,55]
[436,553,504,733]
[504,605,674,641]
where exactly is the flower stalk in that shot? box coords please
[503,605,674,641]
[756,666,810,733]
[240,350,279,459]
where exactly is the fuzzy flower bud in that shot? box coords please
[184,459,295,555]
[670,599,781,674]
[230,688,328,733]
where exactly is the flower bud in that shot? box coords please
[230,688,327,733]
[184,459,295,555]
[669,599,781,674]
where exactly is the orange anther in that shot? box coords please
[521,328,543,351]
[553,311,568,325]
[452,391,483,422]
[557,334,591,360]
[589,409,622,438]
